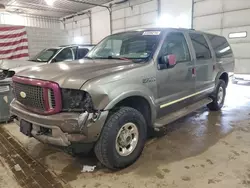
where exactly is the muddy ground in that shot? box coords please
[1,82,250,188]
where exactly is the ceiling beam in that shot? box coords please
[6,4,76,14]
[65,0,110,9]
[10,1,77,13]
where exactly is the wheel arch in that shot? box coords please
[105,93,156,128]
[216,72,229,87]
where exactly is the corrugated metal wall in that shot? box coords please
[64,13,91,44]
[193,0,250,74]
[62,0,193,44]
[0,13,60,29]
[26,27,71,57]
[62,0,159,45]
[112,0,158,33]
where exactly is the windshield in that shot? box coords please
[87,31,162,61]
[30,48,60,62]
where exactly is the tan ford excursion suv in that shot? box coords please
[10,28,234,169]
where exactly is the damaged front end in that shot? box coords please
[10,84,109,147]
[60,88,109,140]
[0,69,15,80]
[61,89,95,113]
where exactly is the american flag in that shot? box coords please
[0,26,29,60]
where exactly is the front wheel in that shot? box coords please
[94,107,147,170]
[207,80,226,111]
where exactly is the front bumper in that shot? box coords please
[10,99,109,147]
[0,79,13,122]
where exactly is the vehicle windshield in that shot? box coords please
[30,48,60,62]
[86,31,162,62]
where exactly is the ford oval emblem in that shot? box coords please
[20,91,27,99]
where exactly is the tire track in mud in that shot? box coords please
[0,126,66,188]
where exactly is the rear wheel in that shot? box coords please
[207,80,226,111]
[94,107,147,170]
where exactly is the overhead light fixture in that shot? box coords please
[229,32,247,39]
[45,0,55,6]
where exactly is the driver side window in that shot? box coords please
[54,48,73,62]
[161,32,191,63]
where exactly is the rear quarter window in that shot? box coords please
[207,34,233,58]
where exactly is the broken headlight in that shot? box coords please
[61,89,94,113]
[0,69,15,80]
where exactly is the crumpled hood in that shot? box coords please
[0,59,39,70]
[15,59,144,89]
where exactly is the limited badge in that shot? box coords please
[20,91,27,99]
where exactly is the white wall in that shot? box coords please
[0,13,60,29]
[193,0,250,73]
[26,27,71,57]
[64,13,91,44]
[92,8,111,44]
[160,0,192,29]
[112,0,158,34]
[62,0,193,44]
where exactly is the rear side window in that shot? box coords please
[207,34,233,58]
[190,33,211,60]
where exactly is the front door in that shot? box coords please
[156,32,195,118]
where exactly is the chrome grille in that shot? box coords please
[48,89,56,108]
[13,82,45,111]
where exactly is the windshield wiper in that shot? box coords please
[107,56,131,61]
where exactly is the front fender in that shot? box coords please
[104,84,157,123]
[82,81,157,123]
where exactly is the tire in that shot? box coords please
[207,79,226,111]
[94,107,147,170]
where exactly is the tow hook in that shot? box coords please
[91,111,101,122]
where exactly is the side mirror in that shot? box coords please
[167,54,177,68]
[158,54,177,70]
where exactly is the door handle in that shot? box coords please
[192,68,196,77]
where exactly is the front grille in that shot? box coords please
[14,82,46,111]
[12,76,62,115]
[48,89,56,108]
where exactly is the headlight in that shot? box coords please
[61,89,94,112]
[0,70,15,80]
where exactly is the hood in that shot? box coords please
[12,64,45,74]
[0,59,39,70]
[15,59,144,89]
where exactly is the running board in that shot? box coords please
[154,98,213,128]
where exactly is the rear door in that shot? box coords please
[189,32,214,92]
[156,31,195,117]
